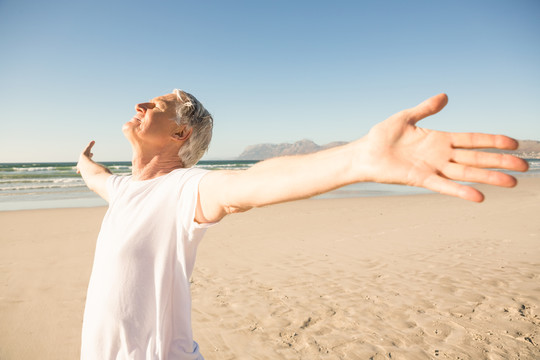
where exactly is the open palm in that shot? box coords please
[362,94,529,202]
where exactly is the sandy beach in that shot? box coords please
[1,177,539,359]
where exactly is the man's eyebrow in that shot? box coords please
[149,99,164,106]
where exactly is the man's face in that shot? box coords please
[122,93,180,147]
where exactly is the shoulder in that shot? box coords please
[108,173,132,188]
[106,174,131,201]
[167,167,211,185]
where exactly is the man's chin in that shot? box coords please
[122,123,138,143]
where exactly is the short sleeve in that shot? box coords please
[106,174,130,204]
[178,169,219,237]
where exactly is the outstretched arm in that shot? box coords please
[77,141,112,202]
[196,94,529,223]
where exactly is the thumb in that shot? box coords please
[83,140,95,156]
[408,93,448,124]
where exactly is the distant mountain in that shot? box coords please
[237,139,540,160]
[237,139,348,160]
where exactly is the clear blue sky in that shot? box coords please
[0,0,538,162]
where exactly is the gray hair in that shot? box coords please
[172,89,213,168]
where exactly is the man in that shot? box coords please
[77,89,528,359]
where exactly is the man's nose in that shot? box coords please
[135,102,151,113]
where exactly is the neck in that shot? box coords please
[131,147,184,181]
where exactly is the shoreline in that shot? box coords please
[2,158,538,212]
[1,177,539,359]
[2,173,539,212]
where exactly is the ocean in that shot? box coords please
[1,159,539,211]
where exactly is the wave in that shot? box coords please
[0,178,51,184]
[528,160,540,170]
[0,183,86,191]
[0,163,255,175]
[9,166,77,172]
[0,178,84,184]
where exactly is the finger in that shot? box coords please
[452,150,529,172]
[423,174,485,202]
[407,93,448,124]
[83,140,95,156]
[441,162,518,187]
[450,133,519,150]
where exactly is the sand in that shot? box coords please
[0,178,539,359]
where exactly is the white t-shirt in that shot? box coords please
[81,168,214,360]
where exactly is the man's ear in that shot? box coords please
[173,126,192,141]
